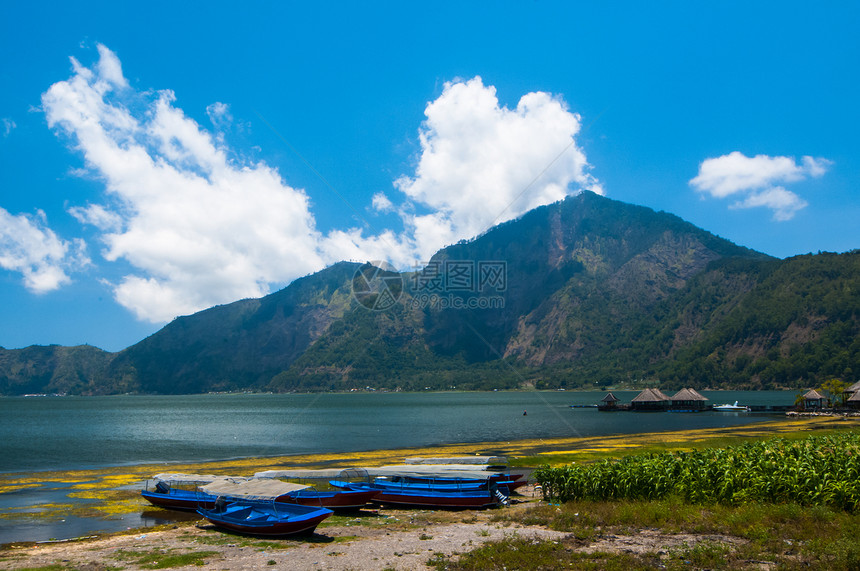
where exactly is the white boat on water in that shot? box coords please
[713,401,750,412]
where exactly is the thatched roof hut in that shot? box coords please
[597,391,624,411]
[671,388,707,401]
[670,388,709,410]
[802,389,826,409]
[631,388,671,410]
[844,381,860,405]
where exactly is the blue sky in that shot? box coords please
[1,1,858,352]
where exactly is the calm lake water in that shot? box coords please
[0,390,798,543]
[0,390,798,474]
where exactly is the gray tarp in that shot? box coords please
[153,473,240,486]
[201,477,309,499]
[403,456,507,466]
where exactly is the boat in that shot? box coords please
[713,401,751,412]
[330,470,510,508]
[275,486,380,509]
[368,473,527,493]
[197,498,332,536]
[364,465,527,491]
[142,473,379,512]
[140,473,226,511]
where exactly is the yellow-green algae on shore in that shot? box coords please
[2,416,858,524]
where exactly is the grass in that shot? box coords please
[112,547,221,568]
[187,530,311,549]
[427,495,860,569]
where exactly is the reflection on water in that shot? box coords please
[0,506,199,545]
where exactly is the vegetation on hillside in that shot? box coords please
[1,193,857,395]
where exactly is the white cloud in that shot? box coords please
[1,118,15,137]
[729,186,808,221]
[320,228,415,270]
[332,76,600,263]
[68,203,124,231]
[690,151,831,220]
[95,44,128,89]
[206,102,232,129]
[43,44,326,322]
[38,47,601,322]
[393,77,601,260]
[371,192,395,213]
[0,208,89,293]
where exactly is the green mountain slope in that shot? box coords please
[107,261,361,394]
[1,192,857,395]
[0,344,113,395]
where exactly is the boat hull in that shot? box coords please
[278,488,380,510]
[198,501,332,537]
[332,481,503,508]
[141,488,216,511]
[144,485,378,512]
[371,490,500,508]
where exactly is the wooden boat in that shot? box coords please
[197,499,332,536]
[140,473,225,511]
[142,473,378,511]
[364,468,527,493]
[368,475,525,493]
[276,487,380,510]
[330,471,509,508]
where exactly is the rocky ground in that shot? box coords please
[0,487,749,571]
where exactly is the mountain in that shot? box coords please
[107,261,360,394]
[1,191,858,395]
[0,344,113,395]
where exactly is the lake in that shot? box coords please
[0,390,799,543]
[0,390,798,474]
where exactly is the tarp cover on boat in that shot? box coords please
[201,477,310,499]
[377,464,503,473]
[153,473,240,486]
[254,469,347,479]
[404,456,507,466]
[367,466,504,480]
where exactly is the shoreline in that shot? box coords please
[1,416,859,545]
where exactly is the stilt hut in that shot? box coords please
[597,392,621,411]
[802,389,826,410]
[844,381,860,408]
[630,388,671,411]
[670,388,709,411]
[849,390,860,410]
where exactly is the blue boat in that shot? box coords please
[140,473,223,511]
[197,499,332,536]
[142,473,378,512]
[330,470,509,508]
